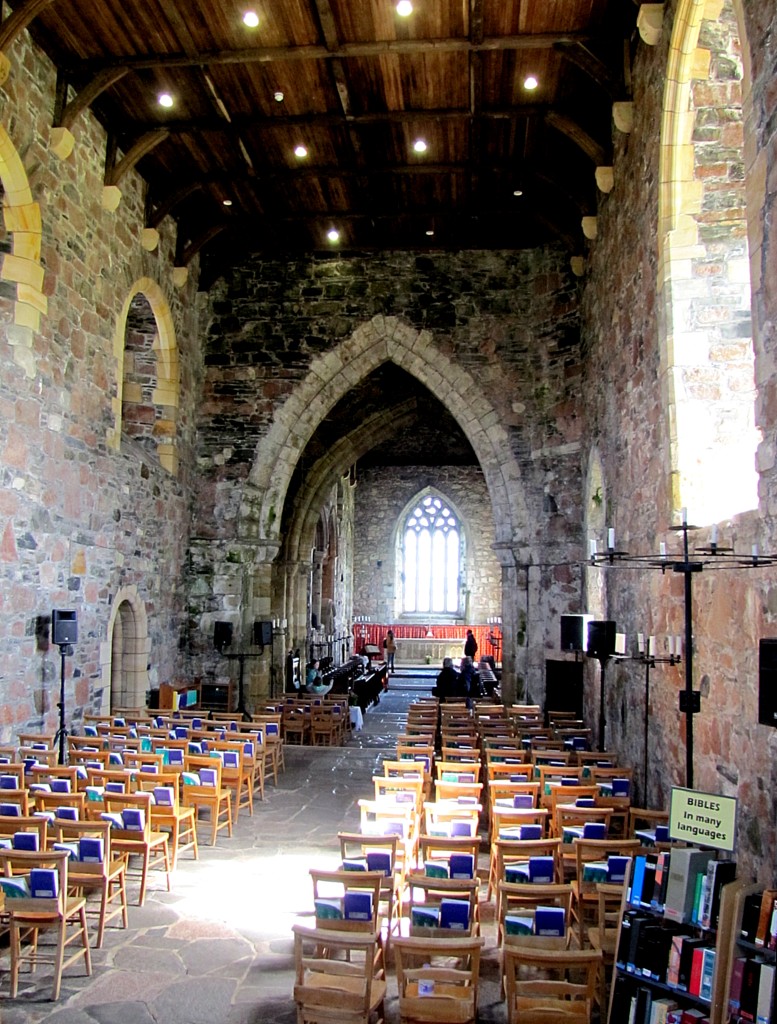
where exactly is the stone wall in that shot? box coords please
[0,29,201,735]
[581,0,777,880]
[352,465,502,623]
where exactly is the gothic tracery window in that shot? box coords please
[402,494,460,614]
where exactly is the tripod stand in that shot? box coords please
[54,643,73,765]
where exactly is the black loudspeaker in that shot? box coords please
[587,620,616,658]
[560,614,591,652]
[758,639,777,727]
[253,620,273,646]
[51,609,78,646]
[214,621,233,651]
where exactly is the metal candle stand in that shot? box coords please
[589,514,775,789]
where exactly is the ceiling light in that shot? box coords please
[513,189,523,197]
[425,230,434,236]
[243,10,259,27]
[413,139,427,154]
[274,91,284,102]
[294,144,308,158]
[396,0,413,15]
[523,75,539,90]
[327,228,340,243]
[157,92,174,108]
[222,199,233,206]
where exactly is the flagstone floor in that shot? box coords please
[0,674,587,1024]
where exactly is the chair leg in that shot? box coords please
[51,919,67,1001]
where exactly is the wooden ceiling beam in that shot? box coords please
[0,0,55,53]
[104,129,169,187]
[56,67,129,131]
[545,110,608,166]
[554,41,618,96]
[176,223,227,267]
[71,33,592,73]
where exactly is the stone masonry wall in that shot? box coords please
[194,250,588,698]
[0,29,201,735]
[581,0,777,881]
[352,465,502,623]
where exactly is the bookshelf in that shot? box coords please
[157,681,201,710]
[718,882,777,1024]
[199,680,233,711]
[607,854,741,1024]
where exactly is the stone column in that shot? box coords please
[311,549,325,633]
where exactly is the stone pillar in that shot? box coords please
[311,549,325,633]
[493,543,525,707]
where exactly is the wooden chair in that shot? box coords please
[418,833,481,880]
[0,847,92,1000]
[338,832,405,948]
[498,880,573,948]
[423,801,482,844]
[569,837,640,946]
[382,759,432,801]
[34,791,87,822]
[0,814,49,850]
[292,921,386,1024]
[282,708,310,745]
[502,946,602,1024]
[309,867,385,957]
[435,760,482,782]
[135,770,198,870]
[373,774,425,817]
[488,836,563,914]
[52,818,129,947]
[0,788,30,816]
[587,881,625,1011]
[393,934,485,1024]
[405,872,480,936]
[102,790,171,905]
[181,754,233,845]
[211,741,253,820]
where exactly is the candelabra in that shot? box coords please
[486,616,502,665]
[589,511,776,788]
[634,633,681,803]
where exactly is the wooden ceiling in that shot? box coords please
[19,0,637,278]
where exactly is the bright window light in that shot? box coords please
[402,494,461,614]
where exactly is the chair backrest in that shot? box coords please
[0,846,71,915]
[405,872,479,935]
[502,946,602,1024]
[52,817,116,872]
[102,790,155,840]
[572,837,641,899]
[498,881,574,949]
[309,868,384,932]
[292,921,382,1022]
[0,813,49,850]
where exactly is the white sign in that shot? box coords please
[669,787,738,852]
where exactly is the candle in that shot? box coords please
[615,633,626,655]
[675,636,682,657]
[660,541,667,559]
[753,544,759,559]
[589,539,597,558]
[681,507,687,525]
[711,525,718,546]
[637,633,644,653]
[649,636,656,655]
[607,528,615,550]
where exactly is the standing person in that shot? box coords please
[383,630,397,674]
[464,629,478,659]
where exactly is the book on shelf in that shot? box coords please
[12,831,39,851]
[677,937,706,992]
[729,955,748,1016]
[411,904,439,929]
[343,891,373,922]
[755,889,777,947]
[698,947,716,1001]
[534,905,565,937]
[648,997,679,1024]
[29,867,58,899]
[449,853,475,879]
[756,961,775,1024]
[314,897,344,920]
[699,859,736,930]
[503,914,533,936]
[439,898,470,930]
[663,848,715,925]
[741,891,765,943]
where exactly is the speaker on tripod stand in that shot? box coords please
[52,610,77,765]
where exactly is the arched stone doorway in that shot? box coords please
[100,586,150,713]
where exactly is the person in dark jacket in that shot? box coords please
[433,658,460,701]
[464,629,478,659]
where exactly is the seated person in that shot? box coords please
[304,659,333,695]
[433,657,462,702]
[459,655,479,700]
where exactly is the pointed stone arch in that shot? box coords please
[98,585,150,714]
[245,316,526,549]
[658,0,760,523]
[0,124,47,376]
[109,276,180,474]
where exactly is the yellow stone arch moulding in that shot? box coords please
[110,276,180,475]
[0,124,47,375]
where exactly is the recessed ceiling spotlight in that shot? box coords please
[425,229,435,236]
[396,0,413,15]
[157,92,174,108]
[294,144,308,158]
[523,75,539,90]
[243,10,259,27]
[513,189,523,197]
[413,138,428,153]
[223,199,233,206]
[327,228,340,243]
[274,91,285,102]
